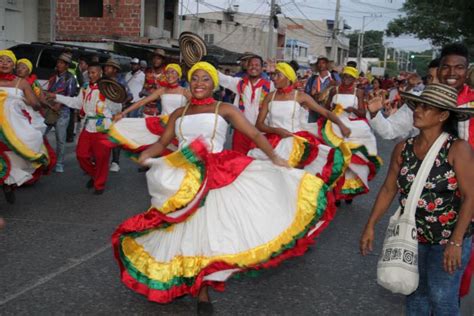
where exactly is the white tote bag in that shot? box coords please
[377,132,449,295]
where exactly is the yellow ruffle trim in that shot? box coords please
[121,173,323,283]
[157,149,202,214]
[342,177,366,191]
[288,135,307,167]
[0,90,45,164]
[108,124,141,150]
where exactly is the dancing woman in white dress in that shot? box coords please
[110,64,191,155]
[113,62,336,314]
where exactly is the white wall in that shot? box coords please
[0,0,39,49]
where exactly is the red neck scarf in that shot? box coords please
[457,84,474,105]
[26,74,38,86]
[161,81,179,89]
[338,84,355,94]
[191,97,215,106]
[277,85,294,94]
[240,77,267,102]
[89,82,99,89]
[0,73,16,81]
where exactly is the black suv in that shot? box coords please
[9,42,131,82]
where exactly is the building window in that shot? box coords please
[79,0,103,18]
[299,47,308,57]
[204,34,214,45]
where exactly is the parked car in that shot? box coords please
[9,42,131,86]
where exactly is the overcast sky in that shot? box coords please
[181,0,432,52]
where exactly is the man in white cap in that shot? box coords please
[139,60,147,72]
[124,58,145,118]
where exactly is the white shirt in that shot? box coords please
[369,103,418,140]
[56,83,121,133]
[125,70,145,102]
[218,72,275,125]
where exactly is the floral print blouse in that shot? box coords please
[397,135,472,245]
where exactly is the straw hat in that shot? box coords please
[179,32,207,67]
[98,78,127,103]
[58,53,72,64]
[152,48,166,58]
[401,83,474,121]
[103,58,121,71]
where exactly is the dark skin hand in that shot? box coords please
[326,87,366,118]
[256,90,351,138]
[360,124,474,274]
[138,102,288,168]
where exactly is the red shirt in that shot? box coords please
[457,84,474,147]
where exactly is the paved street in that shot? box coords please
[0,135,472,315]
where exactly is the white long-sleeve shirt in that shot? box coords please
[369,104,418,140]
[125,70,145,102]
[218,72,275,125]
[56,83,121,133]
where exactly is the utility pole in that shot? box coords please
[267,0,276,59]
[383,46,388,69]
[196,0,200,35]
[405,52,409,71]
[357,14,381,69]
[331,0,341,63]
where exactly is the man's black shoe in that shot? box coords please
[86,178,94,189]
[197,301,213,316]
[94,189,104,195]
[3,185,15,204]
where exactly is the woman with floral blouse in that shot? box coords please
[360,83,474,315]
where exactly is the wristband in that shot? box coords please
[448,241,462,247]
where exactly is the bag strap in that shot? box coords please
[404,132,449,217]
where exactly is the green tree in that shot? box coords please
[386,0,474,51]
[409,50,434,76]
[348,30,384,59]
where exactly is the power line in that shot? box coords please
[292,2,400,14]
[288,0,330,35]
[282,14,331,39]
[214,0,268,45]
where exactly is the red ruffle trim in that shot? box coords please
[116,189,336,304]
[112,142,253,264]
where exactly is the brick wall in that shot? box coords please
[56,0,142,41]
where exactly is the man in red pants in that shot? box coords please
[47,63,121,194]
[218,55,274,154]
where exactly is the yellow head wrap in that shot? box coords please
[17,58,33,73]
[188,61,219,89]
[0,50,17,64]
[165,63,182,78]
[275,62,297,83]
[342,66,359,79]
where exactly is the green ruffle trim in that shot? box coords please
[118,183,329,291]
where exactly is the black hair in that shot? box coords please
[347,61,357,68]
[289,60,299,72]
[201,55,219,68]
[371,77,382,86]
[428,58,439,69]
[440,43,469,64]
[79,55,90,63]
[88,62,102,69]
[248,55,264,66]
[442,111,459,138]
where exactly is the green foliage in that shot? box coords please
[386,0,474,51]
[409,50,434,76]
[348,30,384,59]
